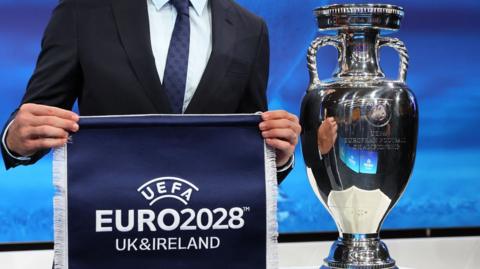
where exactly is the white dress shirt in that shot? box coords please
[148,0,212,113]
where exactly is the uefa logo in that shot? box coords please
[365,101,392,128]
[137,177,200,206]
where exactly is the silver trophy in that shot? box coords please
[300,4,418,269]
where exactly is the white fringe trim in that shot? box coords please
[265,144,279,269]
[53,145,68,269]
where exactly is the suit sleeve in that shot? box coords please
[1,0,81,169]
[236,20,269,113]
[236,20,292,183]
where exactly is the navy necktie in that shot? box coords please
[164,0,190,113]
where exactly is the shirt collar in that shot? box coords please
[151,0,208,16]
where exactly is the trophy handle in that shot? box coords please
[378,37,409,82]
[307,36,343,91]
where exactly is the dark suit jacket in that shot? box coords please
[1,0,291,180]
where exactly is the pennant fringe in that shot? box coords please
[265,144,279,269]
[53,146,68,269]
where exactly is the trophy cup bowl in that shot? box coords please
[300,4,418,269]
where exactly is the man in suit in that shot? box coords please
[1,0,301,181]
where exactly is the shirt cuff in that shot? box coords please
[2,120,32,161]
[277,155,294,173]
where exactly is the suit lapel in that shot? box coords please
[111,0,172,114]
[185,0,236,114]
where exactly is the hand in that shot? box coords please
[260,110,301,167]
[5,103,80,157]
[318,117,338,155]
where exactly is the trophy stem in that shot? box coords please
[320,233,397,269]
[333,29,385,79]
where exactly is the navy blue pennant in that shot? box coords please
[53,115,278,269]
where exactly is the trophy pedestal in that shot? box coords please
[321,235,396,269]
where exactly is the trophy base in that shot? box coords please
[320,234,397,269]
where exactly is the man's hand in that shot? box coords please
[318,117,337,155]
[5,103,79,157]
[260,110,301,167]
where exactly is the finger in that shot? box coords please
[21,103,79,121]
[260,119,290,130]
[262,110,299,123]
[265,138,294,152]
[332,124,338,131]
[27,138,68,151]
[30,116,79,132]
[262,129,297,145]
[324,121,337,131]
[259,119,301,134]
[326,117,337,124]
[27,126,69,139]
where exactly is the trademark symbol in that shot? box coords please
[243,207,251,212]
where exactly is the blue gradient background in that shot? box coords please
[1,0,479,242]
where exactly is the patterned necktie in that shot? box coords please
[163,0,190,113]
